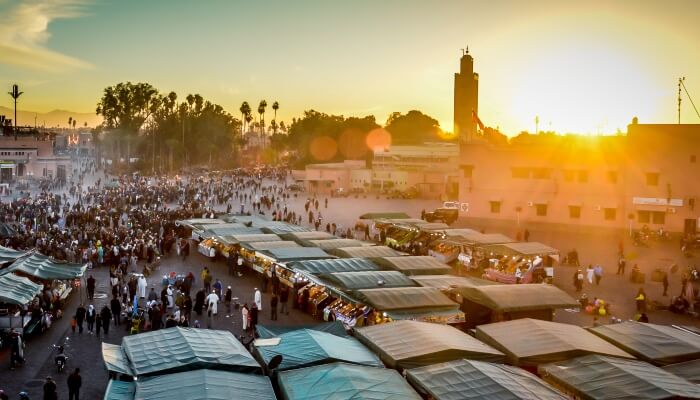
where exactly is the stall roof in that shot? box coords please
[305,238,371,250]
[227,234,282,244]
[484,242,558,256]
[290,258,379,275]
[120,327,261,377]
[329,246,404,258]
[359,212,411,220]
[355,287,459,311]
[443,228,479,238]
[102,343,134,376]
[539,355,700,400]
[454,232,515,246]
[0,252,87,280]
[109,369,276,400]
[589,321,700,366]
[225,215,272,225]
[415,222,450,231]
[241,240,300,251]
[376,218,427,225]
[280,231,335,242]
[476,319,633,366]
[256,321,348,339]
[255,328,383,371]
[200,226,260,239]
[373,256,451,275]
[662,359,700,384]
[195,222,246,232]
[407,359,567,400]
[260,247,334,262]
[260,223,311,234]
[411,275,498,290]
[320,271,417,291]
[458,284,578,312]
[0,273,43,305]
[355,321,505,370]
[0,245,29,264]
[278,362,421,400]
[176,218,227,228]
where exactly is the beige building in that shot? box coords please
[302,160,370,195]
[458,122,700,234]
[0,136,71,182]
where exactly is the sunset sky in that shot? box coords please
[1,0,699,134]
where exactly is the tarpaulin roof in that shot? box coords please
[329,246,403,258]
[373,256,451,276]
[278,362,421,400]
[589,321,700,366]
[0,273,42,305]
[304,239,370,250]
[0,245,28,264]
[355,321,504,370]
[102,342,134,376]
[483,242,558,256]
[196,222,247,232]
[226,215,272,225]
[0,252,87,280]
[0,223,18,238]
[443,228,479,238]
[133,369,276,400]
[416,222,450,231]
[662,359,700,384]
[104,380,135,400]
[476,319,633,367]
[200,227,260,239]
[280,231,335,242]
[255,329,382,371]
[241,240,300,251]
[407,359,567,400]
[291,258,379,275]
[261,223,311,234]
[452,232,515,246]
[411,275,498,290]
[539,355,700,400]
[227,234,282,244]
[176,218,227,228]
[121,327,261,377]
[457,284,578,312]
[256,321,348,339]
[260,247,334,262]
[320,271,416,291]
[355,287,459,311]
[359,212,411,220]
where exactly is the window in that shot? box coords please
[532,168,551,179]
[604,208,616,221]
[646,172,659,186]
[638,210,650,223]
[569,206,581,219]
[577,170,588,183]
[652,211,665,225]
[535,204,547,216]
[461,165,474,178]
[489,201,501,214]
[563,170,575,182]
[511,167,529,179]
[607,171,618,184]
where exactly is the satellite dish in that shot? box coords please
[267,354,283,373]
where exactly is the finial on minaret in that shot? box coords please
[466,46,469,54]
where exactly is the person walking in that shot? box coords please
[254,288,262,311]
[241,303,249,331]
[574,270,584,292]
[100,305,112,336]
[250,304,259,331]
[86,275,95,300]
[635,288,647,314]
[279,286,289,315]
[95,313,102,338]
[236,255,243,277]
[43,376,57,400]
[224,286,232,314]
[662,272,669,296]
[617,256,626,275]
[594,265,603,286]
[270,293,278,321]
[67,368,82,400]
[85,305,95,334]
[75,304,86,334]
[206,290,219,317]
[110,295,121,326]
[586,265,594,285]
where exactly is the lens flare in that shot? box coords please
[309,136,338,161]
[365,128,392,151]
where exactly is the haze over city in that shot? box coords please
[2,0,700,133]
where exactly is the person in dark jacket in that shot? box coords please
[43,376,57,400]
[194,289,205,316]
[86,275,95,300]
[100,305,112,336]
[85,305,96,334]
[67,368,81,400]
[110,296,121,325]
[183,295,193,322]
[250,304,259,331]
[75,304,86,334]
[270,294,278,320]
[280,286,289,315]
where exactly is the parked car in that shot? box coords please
[424,208,459,224]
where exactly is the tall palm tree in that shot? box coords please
[245,113,253,135]
[8,84,23,134]
[258,100,267,141]
[68,117,73,129]
[272,101,279,133]
[239,102,250,134]
[72,119,76,130]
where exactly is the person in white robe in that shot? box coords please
[206,291,219,315]
[137,276,147,298]
[254,288,262,311]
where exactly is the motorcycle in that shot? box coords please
[53,337,70,373]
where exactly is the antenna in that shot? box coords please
[679,77,700,122]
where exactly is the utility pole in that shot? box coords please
[535,115,539,135]
[678,77,684,124]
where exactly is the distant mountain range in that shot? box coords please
[0,106,102,129]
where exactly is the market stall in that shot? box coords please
[539,355,700,400]
[0,273,43,333]
[373,256,451,276]
[260,222,312,234]
[0,252,87,303]
[255,247,334,288]
[410,274,497,290]
[253,328,382,372]
[429,232,514,267]
[354,287,463,324]
[0,245,28,265]
[175,218,228,239]
[355,320,505,370]
[480,242,559,284]
[328,246,404,259]
[280,231,335,243]
[290,258,380,276]
[589,321,700,366]
[663,359,700,384]
[456,284,579,329]
[191,222,249,241]
[407,359,567,400]
[240,241,300,274]
[277,362,421,400]
[475,319,633,368]
[302,239,371,250]
[319,271,416,293]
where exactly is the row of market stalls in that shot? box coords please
[0,247,86,336]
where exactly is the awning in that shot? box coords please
[355,320,504,370]
[226,234,282,244]
[407,359,567,400]
[0,252,87,280]
[280,231,335,242]
[256,321,348,339]
[539,355,700,400]
[261,224,312,234]
[319,271,417,291]
[483,242,558,257]
[355,287,459,311]
[0,273,43,305]
[411,275,498,290]
[290,258,379,275]
[259,247,333,262]
[133,369,276,400]
[102,342,134,376]
[241,240,300,252]
[304,239,370,250]
[0,245,28,264]
[662,359,700,383]
[373,256,451,276]
[457,284,579,312]
[329,246,404,259]
[104,380,135,400]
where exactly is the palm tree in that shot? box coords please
[68,117,72,129]
[245,113,253,135]
[258,100,267,143]
[8,84,23,134]
[239,102,250,134]
[272,101,279,133]
[72,119,76,130]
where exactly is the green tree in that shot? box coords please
[258,100,267,137]
[272,101,279,133]
[239,102,251,134]
[384,110,444,145]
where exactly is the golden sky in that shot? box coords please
[1,0,699,134]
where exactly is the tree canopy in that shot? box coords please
[385,110,444,145]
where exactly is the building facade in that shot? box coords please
[454,50,479,141]
[0,136,71,182]
[458,122,700,233]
